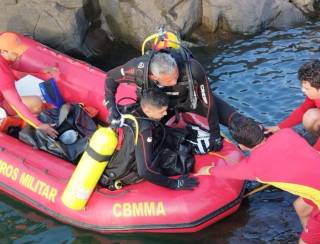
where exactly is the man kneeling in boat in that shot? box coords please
[100,88,199,191]
[213,116,320,244]
[0,32,58,138]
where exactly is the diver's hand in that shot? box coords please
[38,123,58,138]
[209,135,223,152]
[174,175,199,190]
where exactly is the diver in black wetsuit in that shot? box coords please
[100,88,198,190]
[104,47,247,152]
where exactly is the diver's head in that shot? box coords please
[140,88,169,121]
[149,53,178,87]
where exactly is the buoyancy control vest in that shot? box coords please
[137,48,198,111]
[134,52,153,97]
[99,123,141,190]
[159,48,199,111]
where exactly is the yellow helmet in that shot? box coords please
[153,31,180,50]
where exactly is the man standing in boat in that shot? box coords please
[213,116,320,244]
[104,31,246,153]
[0,32,58,138]
[100,88,198,191]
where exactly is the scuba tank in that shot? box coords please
[61,127,117,210]
[61,115,138,210]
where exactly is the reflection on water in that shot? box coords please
[1,21,320,244]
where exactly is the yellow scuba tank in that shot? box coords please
[141,29,180,55]
[153,31,180,50]
[61,127,117,210]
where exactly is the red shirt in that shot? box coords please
[213,129,320,207]
[0,54,42,127]
[278,97,320,151]
[278,97,320,128]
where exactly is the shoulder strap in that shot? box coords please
[135,52,154,89]
[178,47,197,109]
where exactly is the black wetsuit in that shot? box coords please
[105,49,239,139]
[104,107,179,189]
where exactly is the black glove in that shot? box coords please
[107,107,122,128]
[209,135,223,152]
[174,175,199,190]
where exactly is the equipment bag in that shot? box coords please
[154,127,195,176]
[18,103,97,162]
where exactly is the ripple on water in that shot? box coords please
[1,21,320,244]
[202,21,320,243]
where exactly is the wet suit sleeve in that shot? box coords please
[278,97,316,128]
[135,125,177,189]
[104,59,138,110]
[191,59,221,138]
[212,157,255,180]
[214,94,240,127]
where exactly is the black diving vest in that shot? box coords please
[135,48,196,109]
[100,124,140,190]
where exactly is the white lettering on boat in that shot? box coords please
[113,201,166,217]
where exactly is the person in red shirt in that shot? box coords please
[266,60,320,150]
[213,116,320,244]
[265,60,320,241]
[0,32,58,138]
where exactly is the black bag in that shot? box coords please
[18,104,97,162]
[155,127,195,176]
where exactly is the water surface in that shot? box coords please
[1,21,320,243]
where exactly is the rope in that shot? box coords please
[243,184,270,198]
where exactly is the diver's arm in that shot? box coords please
[191,59,221,139]
[104,59,138,111]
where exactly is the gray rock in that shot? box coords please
[271,0,306,29]
[0,0,113,57]
[0,0,317,56]
[292,0,320,15]
[202,0,306,35]
[99,0,202,49]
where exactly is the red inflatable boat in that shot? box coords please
[0,32,245,233]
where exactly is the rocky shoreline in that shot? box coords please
[0,0,319,59]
